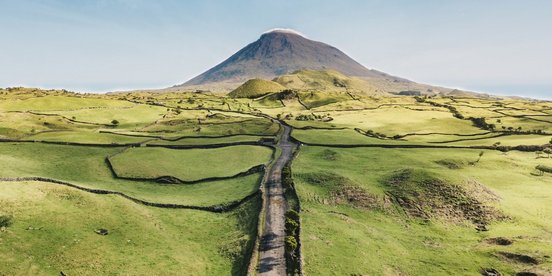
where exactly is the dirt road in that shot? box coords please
[258,122,297,275]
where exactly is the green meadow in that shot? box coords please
[109,145,273,181]
[1,87,551,275]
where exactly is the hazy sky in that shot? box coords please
[1,0,551,99]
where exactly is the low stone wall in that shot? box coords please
[105,156,266,185]
[99,130,275,142]
[0,176,259,213]
[0,138,137,147]
[145,141,264,149]
[296,140,552,153]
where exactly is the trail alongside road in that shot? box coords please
[258,122,298,275]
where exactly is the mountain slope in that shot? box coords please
[273,69,384,95]
[175,29,404,91]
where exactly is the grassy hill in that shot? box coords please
[228,79,285,98]
[273,69,383,96]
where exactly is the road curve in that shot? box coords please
[258,122,297,275]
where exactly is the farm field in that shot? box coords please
[0,181,259,275]
[0,87,551,275]
[293,146,552,275]
[108,145,273,181]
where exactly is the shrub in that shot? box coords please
[111,119,119,125]
[282,166,294,189]
[285,218,299,236]
[0,215,12,228]
[470,117,492,130]
[285,236,298,253]
[536,165,552,174]
[285,210,300,222]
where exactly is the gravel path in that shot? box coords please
[258,123,297,275]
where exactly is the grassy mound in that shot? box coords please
[273,69,380,95]
[228,79,285,99]
[383,169,504,226]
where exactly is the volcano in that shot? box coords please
[174,29,486,97]
[175,29,407,91]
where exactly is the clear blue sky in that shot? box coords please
[1,0,551,99]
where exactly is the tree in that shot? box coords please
[111,119,119,126]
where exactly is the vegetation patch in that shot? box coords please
[383,169,505,226]
[497,252,540,265]
[435,159,465,169]
[318,149,339,161]
[485,237,513,246]
[284,209,300,275]
[515,272,538,276]
[300,172,380,210]
[0,215,13,228]
[536,164,552,174]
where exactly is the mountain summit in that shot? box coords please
[176,29,400,91]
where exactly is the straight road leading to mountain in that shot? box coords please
[258,123,297,275]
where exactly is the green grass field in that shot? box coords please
[109,145,273,181]
[1,87,551,275]
[23,130,152,144]
[0,143,262,206]
[0,181,259,275]
[293,146,552,275]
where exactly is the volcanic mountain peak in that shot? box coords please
[176,29,398,91]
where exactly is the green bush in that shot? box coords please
[282,165,294,189]
[0,215,12,228]
[285,218,299,236]
[285,210,300,222]
[285,236,298,253]
[536,165,552,174]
